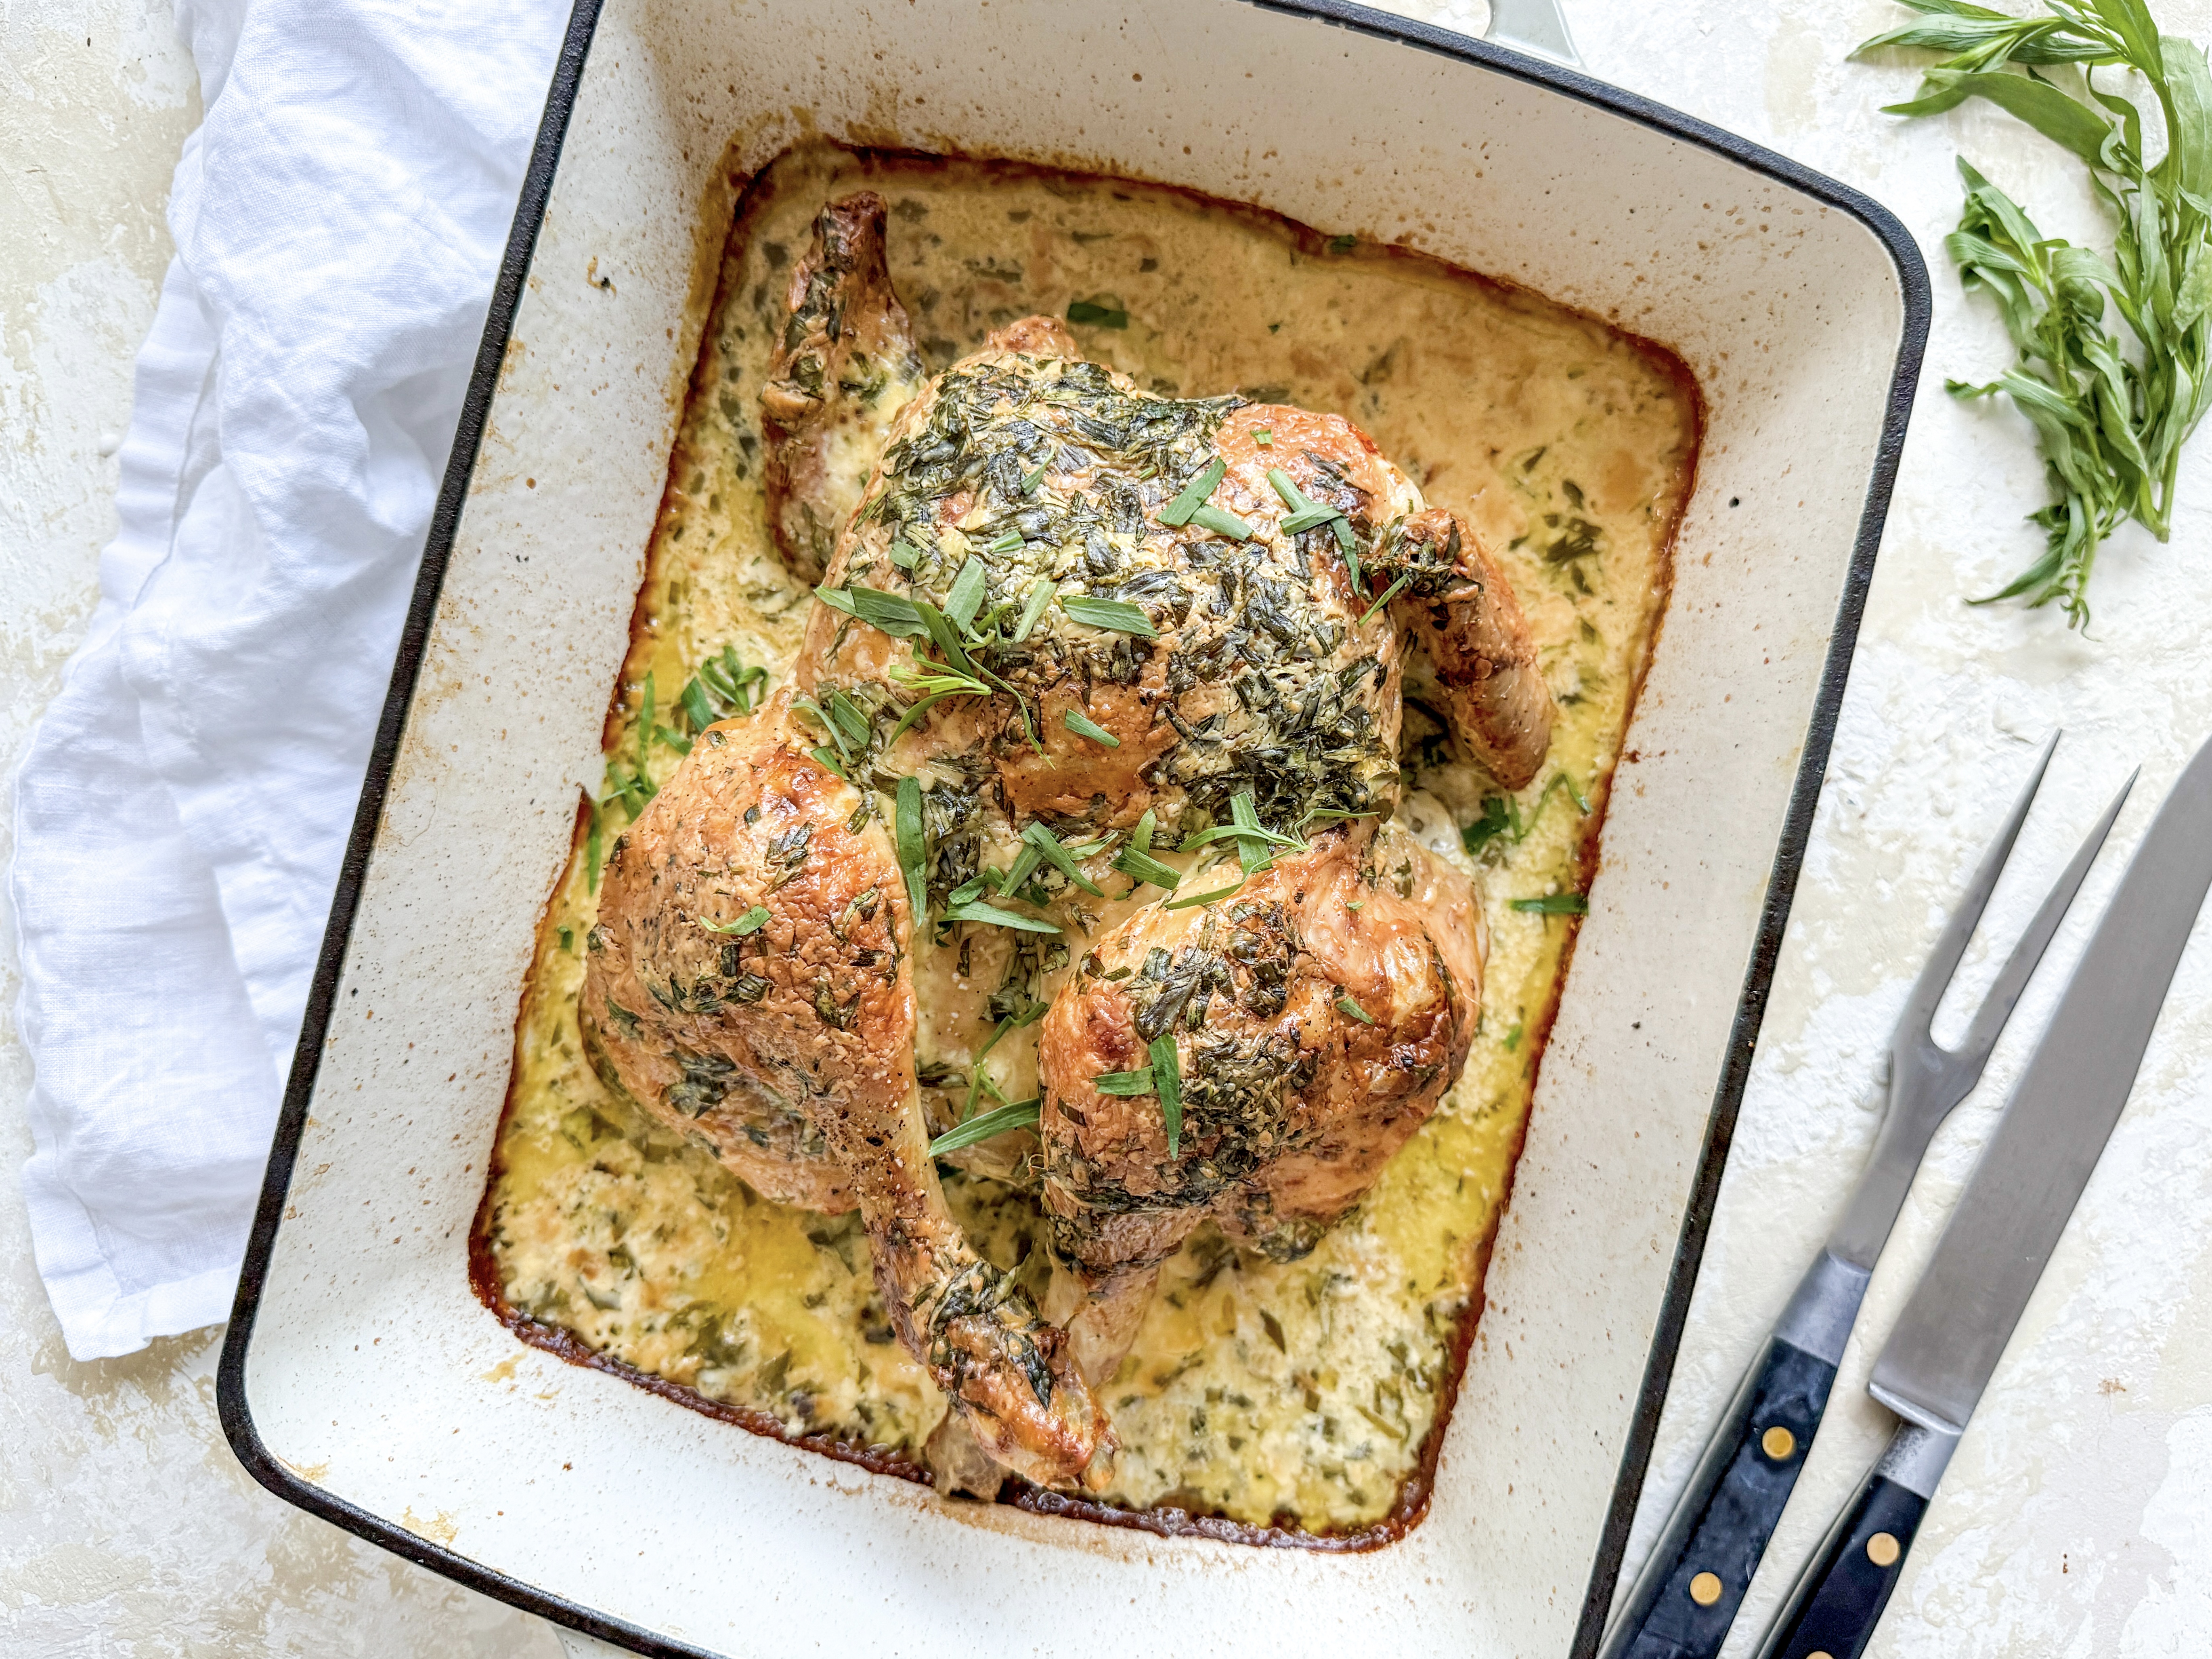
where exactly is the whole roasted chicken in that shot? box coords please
[581,193,1553,1494]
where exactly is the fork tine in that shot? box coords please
[1893,732,2061,1053]
[1953,764,2137,1065]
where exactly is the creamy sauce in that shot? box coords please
[474,145,1697,1541]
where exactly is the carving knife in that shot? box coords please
[1752,730,2212,1659]
[1600,736,2129,1659]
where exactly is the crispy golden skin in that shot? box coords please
[1035,823,1482,1379]
[581,703,1113,1489]
[1369,506,1554,790]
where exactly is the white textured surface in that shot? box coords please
[0,0,557,1651]
[2,1,2208,1654]
[1563,2,2212,1654]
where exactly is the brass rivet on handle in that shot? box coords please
[1688,1571,1723,1606]
[1808,1651,1836,1659]
[1867,1531,1902,1567]
[1760,1425,1797,1460]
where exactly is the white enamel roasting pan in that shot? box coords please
[216,2,1929,1654]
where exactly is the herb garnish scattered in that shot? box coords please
[1326,233,1357,254]
[840,585,929,639]
[1059,594,1158,637]
[1178,790,1302,872]
[1266,467,1344,535]
[1020,821,1105,896]
[1460,770,1589,856]
[1013,578,1055,642]
[1188,502,1255,541]
[1111,807,1182,891]
[928,1097,1043,1157]
[888,538,920,569]
[944,897,1063,935]
[1334,993,1376,1025]
[1149,1033,1185,1156]
[1510,892,1589,915]
[698,905,770,936]
[585,792,607,892]
[1859,0,2212,625]
[1061,707,1122,747]
[886,661,992,743]
[679,644,767,731]
[1065,297,1129,329]
[1357,574,1409,625]
[895,777,927,924]
[1158,457,1228,527]
[1162,880,1247,910]
[1094,1068,1156,1095]
[944,557,988,629]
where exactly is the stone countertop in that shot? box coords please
[4,1,2210,1655]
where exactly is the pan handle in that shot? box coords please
[1484,0,1582,66]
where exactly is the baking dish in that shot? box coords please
[215,2,1927,1655]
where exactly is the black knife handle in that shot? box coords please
[1752,1419,1957,1659]
[1600,1252,1869,1659]
[1753,1479,1925,1659]
[1599,1336,1835,1659]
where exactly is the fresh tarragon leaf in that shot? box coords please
[1020,821,1105,897]
[1065,297,1129,329]
[895,777,927,925]
[1510,892,1589,915]
[1157,456,1226,527]
[945,557,988,630]
[1149,1034,1184,1157]
[928,1098,1043,1157]
[1162,880,1246,910]
[1061,707,1122,747]
[943,898,1063,935]
[699,906,770,936]
[1059,594,1158,638]
[1857,3,2212,627]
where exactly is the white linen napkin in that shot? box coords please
[10,0,570,1359]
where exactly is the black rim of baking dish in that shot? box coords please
[215,2,1931,1653]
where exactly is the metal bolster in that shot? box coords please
[1773,1248,1873,1366]
[1868,1415,1962,1499]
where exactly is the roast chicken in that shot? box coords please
[581,192,1554,1494]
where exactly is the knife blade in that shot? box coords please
[1598,736,2128,1659]
[1754,732,2212,1659]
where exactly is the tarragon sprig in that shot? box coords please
[1858,0,2212,627]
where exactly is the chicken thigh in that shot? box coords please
[581,701,1113,1488]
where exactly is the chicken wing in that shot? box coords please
[760,192,929,583]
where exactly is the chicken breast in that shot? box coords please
[1035,821,1481,1379]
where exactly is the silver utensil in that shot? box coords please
[1602,734,2130,1659]
[1753,730,2212,1659]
